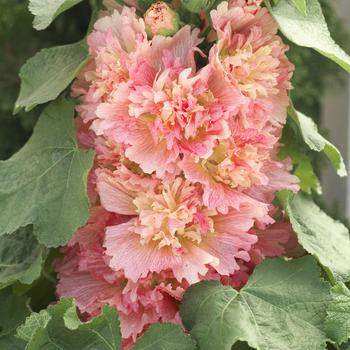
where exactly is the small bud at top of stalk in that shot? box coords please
[144,1,180,37]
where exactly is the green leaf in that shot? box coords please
[293,155,321,194]
[266,0,350,72]
[282,146,321,194]
[17,310,51,344]
[279,120,321,194]
[0,226,45,288]
[15,41,89,112]
[326,283,350,345]
[0,97,94,247]
[29,0,84,30]
[285,192,350,282]
[180,256,330,350]
[181,0,217,13]
[288,106,347,177]
[88,0,105,33]
[17,299,122,349]
[0,288,30,349]
[291,0,306,15]
[133,323,197,350]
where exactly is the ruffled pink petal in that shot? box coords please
[124,123,179,176]
[56,271,117,315]
[144,25,203,72]
[69,206,111,248]
[253,221,291,259]
[97,171,137,215]
[92,7,147,53]
[172,242,219,284]
[104,220,183,282]
[200,231,256,275]
[181,155,270,214]
[213,204,271,232]
[119,308,158,341]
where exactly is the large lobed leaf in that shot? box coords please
[326,283,350,346]
[180,256,331,350]
[29,0,84,30]
[17,299,121,349]
[0,226,45,289]
[285,192,350,282]
[0,97,94,247]
[267,0,350,73]
[15,300,196,350]
[133,323,197,350]
[15,41,89,112]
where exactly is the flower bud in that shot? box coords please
[144,2,180,37]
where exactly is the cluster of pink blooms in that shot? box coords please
[56,0,299,347]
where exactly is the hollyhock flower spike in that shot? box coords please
[57,1,300,347]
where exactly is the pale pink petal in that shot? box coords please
[172,243,219,284]
[104,220,182,282]
[213,204,271,232]
[145,25,203,71]
[97,171,137,215]
[125,123,179,176]
[119,309,158,341]
[56,271,117,315]
[200,231,256,275]
[250,221,296,264]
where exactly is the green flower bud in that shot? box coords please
[144,2,180,37]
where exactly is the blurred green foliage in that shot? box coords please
[0,0,91,159]
[285,0,350,224]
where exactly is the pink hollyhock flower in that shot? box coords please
[92,61,243,177]
[74,22,202,127]
[123,66,242,176]
[179,128,286,213]
[97,169,269,283]
[115,275,183,341]
[71,6,147,123]
[211,1,277,44]
[56,206,184,343]
[57,259,183,343]
[210,1,293,100]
